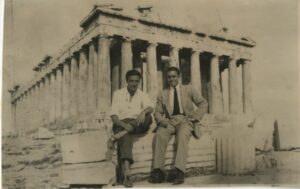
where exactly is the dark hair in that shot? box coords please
[166,66,180,76]
[126,69,142,81]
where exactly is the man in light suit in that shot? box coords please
[149,66,208,185]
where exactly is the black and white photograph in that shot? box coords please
[1,0,300,188]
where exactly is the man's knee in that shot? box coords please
[155,127,170,141]
[177,125,192,140]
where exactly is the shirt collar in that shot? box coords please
[169,84,180,91]
[124,87,140,97]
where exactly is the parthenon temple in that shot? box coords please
[8,5,256,182]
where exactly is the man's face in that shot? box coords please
[127,75,141,92]
[167,70,179,87]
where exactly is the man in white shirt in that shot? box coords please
[149,66,208,185]
[110,69,153,187]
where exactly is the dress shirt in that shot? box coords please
[110,87,153,120]
[169,85,184,114]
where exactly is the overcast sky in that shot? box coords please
[2,0,299,138]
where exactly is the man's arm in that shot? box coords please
[110,115,134,132]
[190,87,208,121]
[154,92,169,127]
[136,106,153,125]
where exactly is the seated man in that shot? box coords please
[149,66,208,185]
[110,69,153,188]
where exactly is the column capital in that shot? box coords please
[191,49,201,55]
[147,41,157,47]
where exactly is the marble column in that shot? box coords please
[40,78,46,125]
[78,47,89,115]
[147,42,158,101]
[87,41,97,113]
[120,37,133,88]
[97,35,111,111]
[55,66,63,119]
[70,55,79,116]
[242,59,253,114]
[62,61,71,119]
[44,75,51,124]
[228,55,239,114]
[11,100,17,134]
[191,50,202,93]
[170,46,180,68]
[49,71,56,122]
[32,84,38,128]
[210,54,223,114]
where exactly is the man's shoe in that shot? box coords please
[172,168,185,185]
[124,175,133,188]
[166,169,177,182]
[148,168,165,183]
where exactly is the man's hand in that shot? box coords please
[136,112,146,125]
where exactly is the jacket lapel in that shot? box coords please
[180,85,186,113]
[163,89,172,116]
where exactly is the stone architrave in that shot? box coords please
[120,37,133,88]
[97,35,111,111]
[242,59,253,114]
[210,54,223,114]
[191,50,202,93]
[228,56,239,114]
[78,48,89,115]
[146,42,158,102]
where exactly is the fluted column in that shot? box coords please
[210,54,223,114]
[55,66,63,119]
[11,101,17,134]
[147,42,158,102]
[170,46,180,67]
[120,37,133,88]
[87,41,97,113]
[97,35,111,111]
[40,78,46,125]
[26,90,32,130]
[242,59,253,114]
[32,84,38,128]
[191,50,202,93]
[18,95,24,136]
[78,47,89,115]
[62,61,71,119]
[228,55,239,114]
[49,72,56,122]
[111,45,121,94]
[70,55,79,116]
[44,75,51,124]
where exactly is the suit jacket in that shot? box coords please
[154,84,208,129]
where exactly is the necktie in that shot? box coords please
[172,87,180,115]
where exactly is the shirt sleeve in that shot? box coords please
[110,91,119,117]
[142,92,154,110]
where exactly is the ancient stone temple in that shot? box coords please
[8,5,256,186]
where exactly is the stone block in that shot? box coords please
[60,130,109,164]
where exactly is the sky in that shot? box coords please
[2,0,299,145]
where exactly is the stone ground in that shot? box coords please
[2,114,300,188]
[107,151,300,188]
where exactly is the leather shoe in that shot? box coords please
[166,169,177,182]
[172,168,185,185]
[124,175,133,188]
[148,168,165,183]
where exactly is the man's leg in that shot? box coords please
[152,125,175,171]
[174,122,192,172]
